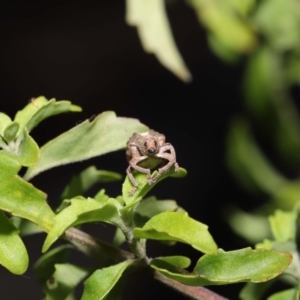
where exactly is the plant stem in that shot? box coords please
[64,227,134,262]
[154,271,228,300]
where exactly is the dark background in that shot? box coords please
[0,1,251,299]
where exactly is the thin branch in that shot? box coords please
[154,271,228,300]
[64,227,134,262]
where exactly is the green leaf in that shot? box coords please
[43,263,88,300]
[134,211,217,254]
[82,260,134,300]
[267,288,299,300]
[0,211,29,274]
[0,112,12,136]
[1,128,39,166]
[0,153,54,232]
[154,256,191,269]
[150,248,292,286]
[125,0,191,82]
[190,0,256,54]
[134,196,183,227]
[123,166,187,205]
[24,111,148,180]
[61,166,122,200]
[3,121,19,142]
[14,96,81,134]
[34,244,72,283]
[269,209,297,242]
[112,227,126,247]
[194,248,292,283]
[43,197,121,252]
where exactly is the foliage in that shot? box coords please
[0,98,292,299]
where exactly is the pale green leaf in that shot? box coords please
[0,153,54,232]
[0,112,12,136]
[3,121,19,142]
[25,111,148,180]
[1,129,39,166]
[82,260,134,300]
[43,263,88,300]
[43,197,121,252]
[14,96,81,135]
[154,256,191,269]
[0,211,29,274]
[126,0,191,82]
[61,166,122,200]
[134,211,217,253]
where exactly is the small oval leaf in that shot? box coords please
[0,211,29,274]
[194,248,292,283]
[134,211,217,253]
[82,260,134,300]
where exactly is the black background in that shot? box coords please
[0,1,252,299]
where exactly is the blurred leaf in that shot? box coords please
[10,216,43,236]
[244,47,274,117]
[269,209,296,242]
[126,0,191,82]
[190,0,256,54]
[43,263,88,300]
[267,288,299,300]
[25,111,148,180]
[61,166,122,200]
[240,281,274,300]
[123,166,187,205]
[0,153,54,232]
[226,206,272,243]
[82,260,134,300]
[253,0,300,51]
[34,244,72,283]
[228,0,255,15]
[14,96,81,135]
[43,197,121,252]
[207,33,240,63]
[227,118,287,194]
[273,181,300,210]
[134,211,217,254]
[134,196,183,227]
[244,47,300,166]
[0,211,28,274]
